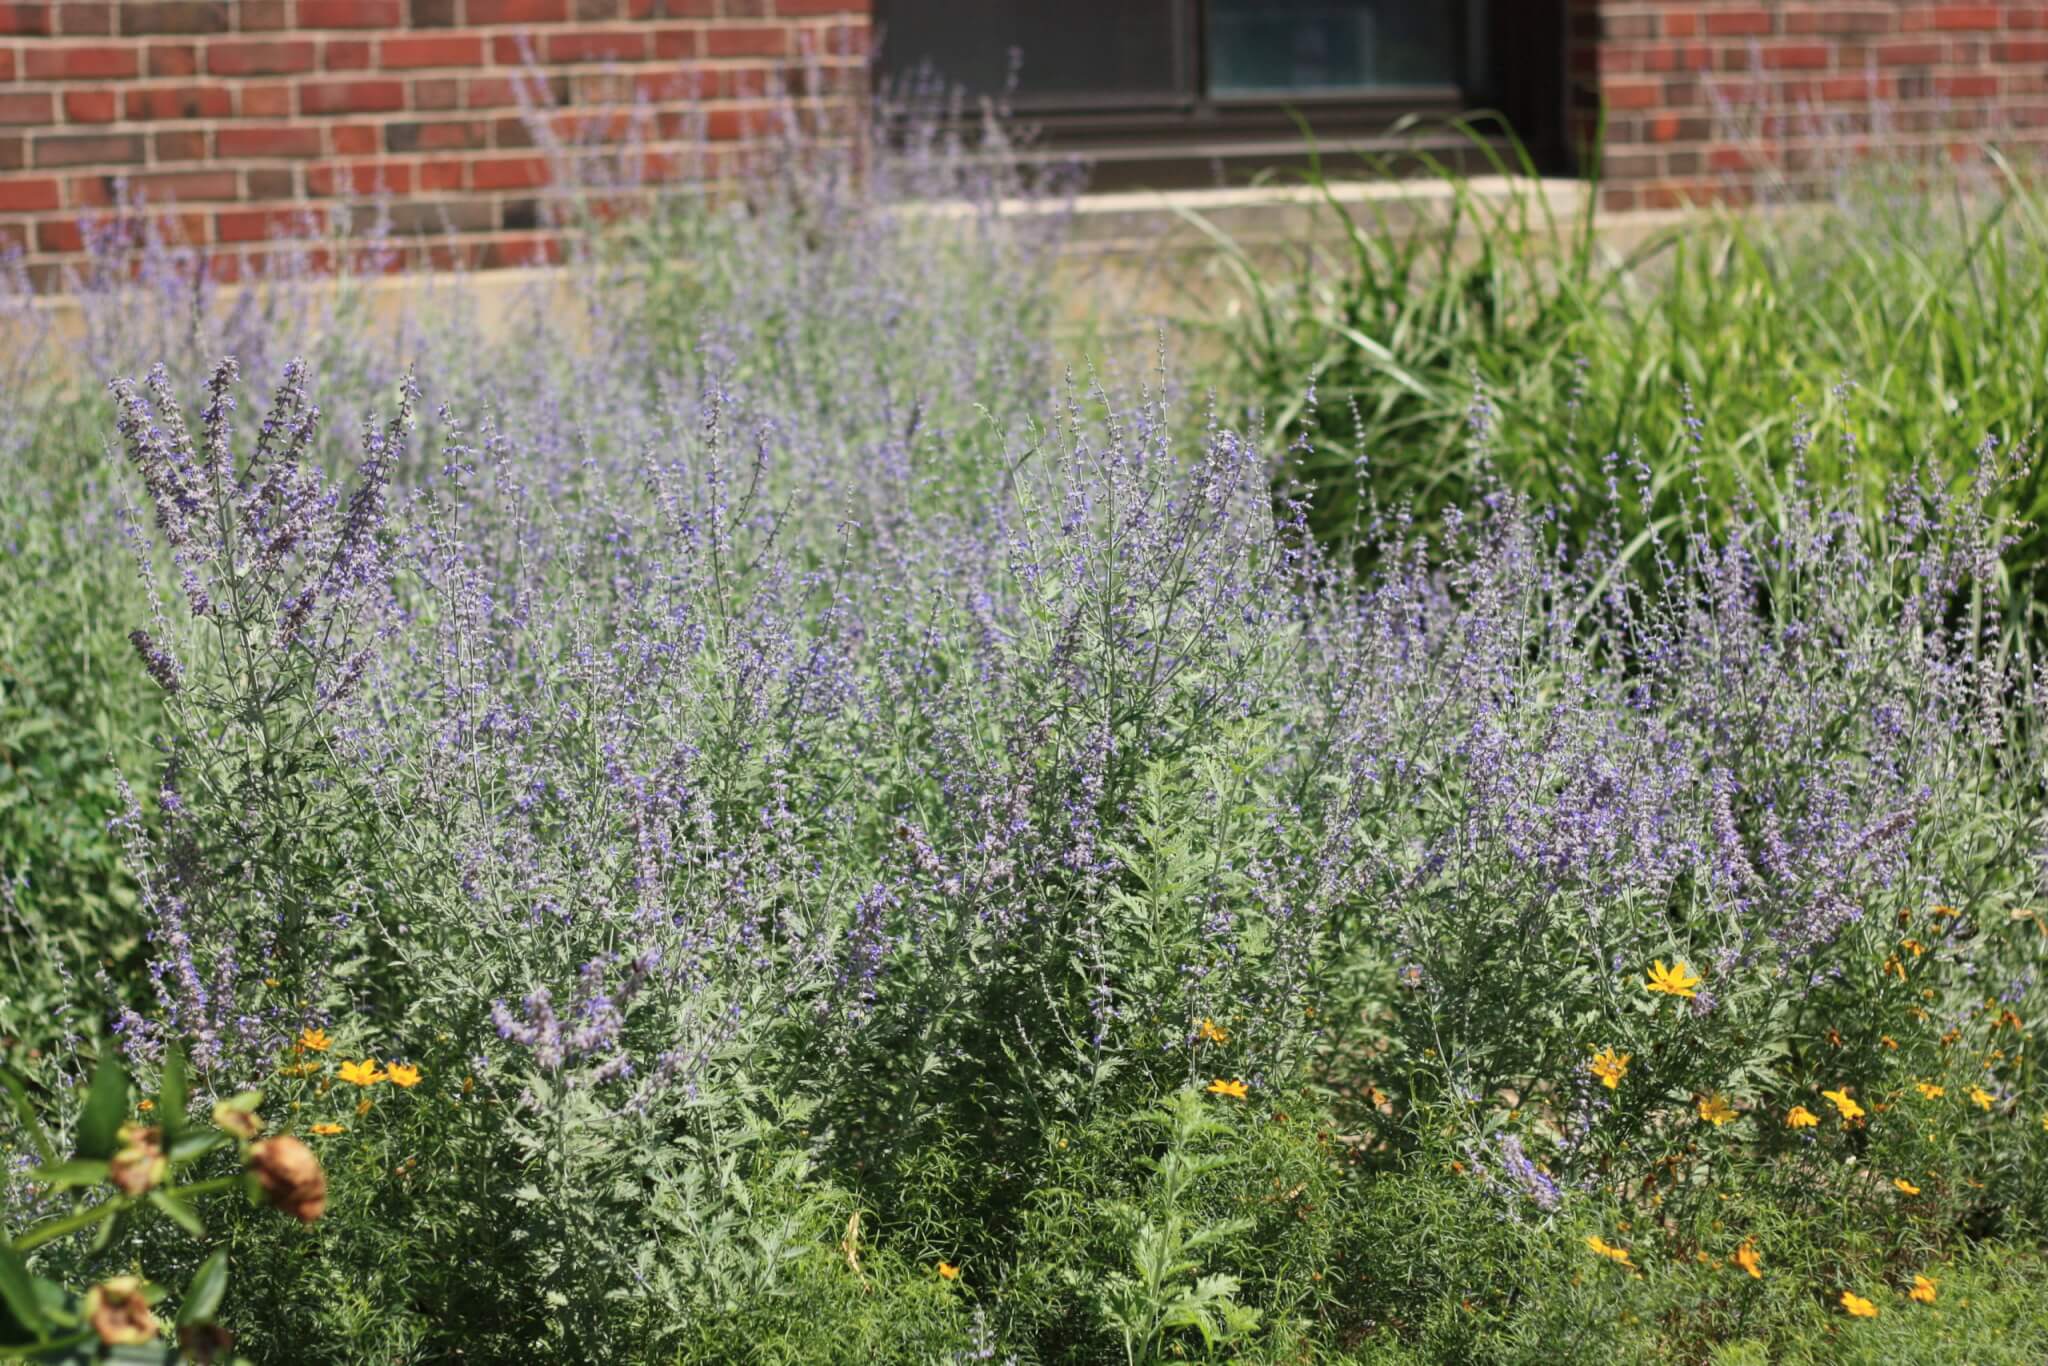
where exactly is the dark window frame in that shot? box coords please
[873,0,1571,188]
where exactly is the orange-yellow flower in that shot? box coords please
[338,1059,385,1087]
[1697,1094,1738,1127]
[309,1123,345,1136]
[1915,1082,1945,1100]
[1970,1086,1995,1112]
[1196,1018,1228,1044]
[1588,1047,1630,1090]
[385,1062,422,1089]
[1733,1238,1762,1280]
[297,1027,332,1053]
[1840,1290,1879,1318]
[1584,1235,1633,1267]
[1892,1177,1921,1196]
[1786,1105,1819,1129]
[1909,1274,1937,1305]
[1822,1088,1865,1122]
[936,1262,960,1281]
[1644,959,1701,999]
[1206,1078,1248,1100]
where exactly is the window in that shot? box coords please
[875,0,1568,187]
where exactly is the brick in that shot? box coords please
[465,73,565,107]
[0,175,59,210]
[153,128,205,159]
[384,118,489,152]
[653,25,695,58]
[330,123,377,154]
[381,198,494,233]
[246,167,294,197]
[147,42,196,75]
[1876,40,1943,65]
[383,34,483,67]
[1994,39,2048,61]
[216,206,325,242]
[417,157,462,189]
[36,219,83,253]
[59,2,113,33]
[37,133,149,169]
[306,160,413,196]
[0,4,53,36]
[467,0,567,22]
[300,80,407,116]
[118,1,228,33]
[325,39,372,69]
[239,0,289,27]
[535,29,649,61]
[1939,72,2001,97]
[574,0,618,17]
[1704,10,1773,38]
[240,83,294,117]
[216,124,323,157]
[471,154,549,189]
[0,91,50,124]
[413,77,461,110]
[0,49,11,80]
[704,25,787,58]
[62,90,119,122]
[24,44,140,79]
[1932,5,2002,30]
[409,0,456,22]
[1763,43,1831,69]
[298,0,400,25]
[205,39,314,75]
[124,83,233,120]
[1600,80,1659,111]
[134,171,236,203]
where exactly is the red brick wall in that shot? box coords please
[0,1,869,287]
[1573,2,2048,211]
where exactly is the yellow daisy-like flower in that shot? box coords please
[1196,1018,1229,1044]
[337,1059,386,1087]
[1915,1082,1945,1100]
[1893,1177,1921,1196]
[1786,1105,1820,1129]
[385,1062,422,1089]
[1840,1290,1879,1319]
[1697,1094,1738,1127]
[309,1123,345,1136]
[1909,1274,1937,1305]
[1644,959,1701,999]
[1588,1047,1630,1090]
[1584,1235,1633,1267]
[297,1028,332,1053]
[1206,1078,1248,1100]
[1822,1088,1865,1122]
[1970,1086,1995,1112]
[936,1262,960,1281]
[1733,1238,1762,1280]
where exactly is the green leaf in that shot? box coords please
[26,1160,108,1191]
[167,1132,223,1164]
[0,1241,49,1341]
[146,1190,204,1238]
[156,1047,187,1141]
[0,1070,56,1167]
[73,1056,129,1161]
[176,1251,227,1327]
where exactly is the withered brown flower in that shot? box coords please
[247,1136,327,1222]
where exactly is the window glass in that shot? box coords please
[878,0,1189,104]
[1206,0,1458,95]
